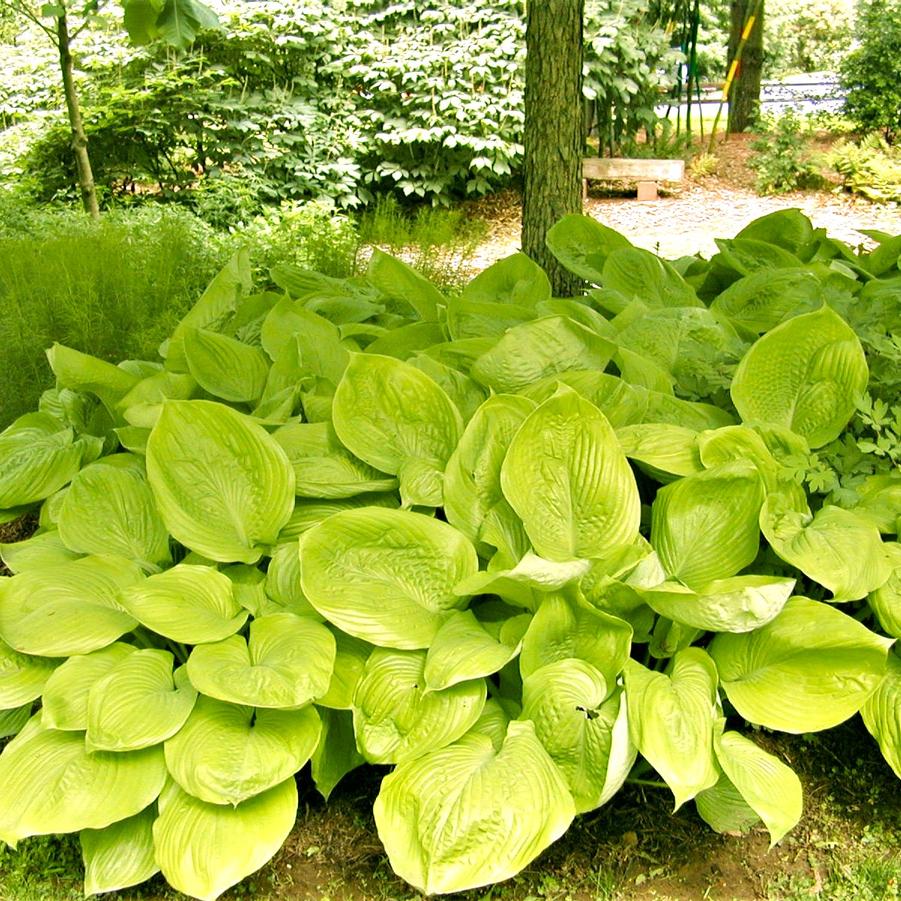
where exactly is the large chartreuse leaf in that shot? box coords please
[271,422,397,498]
[368,249,444,322]
[146,400,294,563]
[164,695,320,805]
[276,493,399,543]
[709,268,822,338]
[471,317,615,394]
[614,306,745,393]
[222,564,268,617]
[521,660,635,813]
[262,543,322,619]
[861,652,901,779]
[734,208,816,252]
[696,424,787,489]
[408,354,488,422]
[695,775,763,837]
[730,306,868,448]
[455,553,591,611]
[761,495,889,602]
[446,297,536,342]
[163,249,251,372]
[317,630,371,709]
[443,394,535,550]
[546,214,633,283]
[46,344,140,408]
[301,508,477,648]
[260,298,349,384]
[640,575,795,633]
[624,649,720,809]
[710,597,892,732]
[519,594,632,689]
[500,387,640,561]
[869,544,901,639]
[352,648,485,764]
[602,247,702,307]
[710,730,802,846]
[80,806,159,896]
[182,327,269,404]
[616,423,703,481]
[332,353,462,507]
[0,413,92,509]
[460,252,551,307]
[0,716,166,846]
[366,321,446,360]
[311,707,365,800]
[0,530,80,574]
[0,555,142,657]
[650,462,764,588]
[41,643,136,731]
[713,238,802,279]
[373,720,575,894]
[57,455,170,568]
[86,650,196,752]
[153,777,297,901]
[186,612,335,708]
[119,564,247,645]
[424,610,520,691]
[0,638,58,708]
[117,370,198,426]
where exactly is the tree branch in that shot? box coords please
[9,1,59,43]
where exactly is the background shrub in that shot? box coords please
[3,0,678,209]
[828,135,901,203]
[840,0,901,143]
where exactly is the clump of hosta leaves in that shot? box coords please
[0,212,900,900]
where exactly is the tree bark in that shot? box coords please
[521,0,585,297]
[727,0,764,133]
[56,9,100,219]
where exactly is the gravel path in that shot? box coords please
[467,185,901,269]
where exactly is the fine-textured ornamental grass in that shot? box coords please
[0,207,228,428]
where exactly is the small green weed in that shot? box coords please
[0,834,83,901]
[749,110,825,194]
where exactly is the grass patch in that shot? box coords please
[357,196,488,292]
[0,205,229,428]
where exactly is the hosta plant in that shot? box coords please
[0,210,899,899]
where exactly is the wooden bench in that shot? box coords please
[583,157,685,201]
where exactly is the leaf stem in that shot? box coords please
[625,778,668,789]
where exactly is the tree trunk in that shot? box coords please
[56,10,100,219]
[727,0,764,133]
[521,0,584,297]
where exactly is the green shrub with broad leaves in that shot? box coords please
[0,209,900,899]
[6,0,677,208]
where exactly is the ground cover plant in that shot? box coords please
[0,209,899,900]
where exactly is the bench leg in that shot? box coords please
[636,180,658,201]
[582,178,588,202]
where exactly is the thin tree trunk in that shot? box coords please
[727,0,764,134]
[521,0,584,297]
[56,10,100,219]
